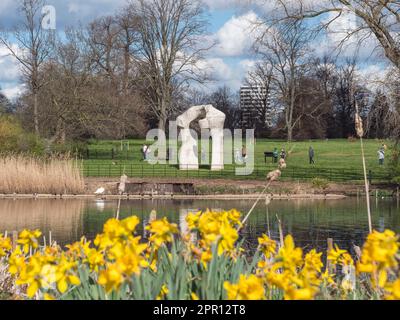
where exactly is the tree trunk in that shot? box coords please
[158,116,166,132]
[287,126,293,142]
[158,96,168,132]
[33,92,39,136]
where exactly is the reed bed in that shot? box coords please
[0,155,85,195]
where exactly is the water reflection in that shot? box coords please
[0,199,84,244]
[0,198,398,254]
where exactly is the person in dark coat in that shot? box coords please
[309,146,315,164]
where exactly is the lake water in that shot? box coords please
[0,197,399,255]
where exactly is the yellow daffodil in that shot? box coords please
[284,286,317,300]
[191,292,200,300]
[258,234,277,259]
[55,255,81,293]
[83,247,105,272]
[327,245,351,266]
[275,235,303,272]
[44,293,56,300]
[8,246,26,275]
[224,274,265,300]
[146,218,178,247]
[200,248,212,268]
[186,211,202,230]
[17,229,42,254]
[98,263,125,293]
[0,233,12,257]
[385,279,400,300]
[357,230,399,274]
[304,249,323,273]
[156,284,169,300]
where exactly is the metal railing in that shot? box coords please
[81,163,391,182]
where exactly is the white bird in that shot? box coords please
[94,187,105,195]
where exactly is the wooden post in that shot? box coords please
[276,215,284,248]
[12,231,18,249]
[327,238,336,274]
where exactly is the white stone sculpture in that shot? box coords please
[176,105,226,171]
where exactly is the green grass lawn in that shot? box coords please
[81,138,393,182]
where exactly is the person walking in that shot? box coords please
[145,145,151,161]
[242,145,247,163]
[141,144,147,161]
[378,147,385,165]
[280,148,286,160]
[309,146,315,164]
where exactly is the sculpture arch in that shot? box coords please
[176,105,225,170]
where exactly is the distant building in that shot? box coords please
[240,85,271,131]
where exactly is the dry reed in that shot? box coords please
[0,155,85,195]
[355,103,373,234]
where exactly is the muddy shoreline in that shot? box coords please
[0,193,347,200]
[0,177,397,200]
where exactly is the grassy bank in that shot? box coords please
[81,139,392,182]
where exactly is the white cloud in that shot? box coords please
[1,84,25,100]
[0,44,22,100]
[313,9,385,63]
[197,57,258,92]
[214,11,262,57]
[357,64,390,92]
[192,57,233,82]
[203,0,239,11]
[0,45,21,83]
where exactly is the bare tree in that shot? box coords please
[35,26,148,141]
[255,21,315,141]
[129,0,212,131]
[268,0,400,70]
[0,0,54,135]
[0,91,11,114]
[208,86,240,130]
[384,68,400,139]
[366,90,391,138]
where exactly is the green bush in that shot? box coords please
[311,177,329,190]
[392,176,400,186]
[0,116,44,155]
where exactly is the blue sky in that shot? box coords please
[0,0,388,100]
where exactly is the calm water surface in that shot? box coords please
[0,198,399,254]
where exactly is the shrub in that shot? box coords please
[311,177,329,190]
[392,176,400,186]
[0,116,44,155]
